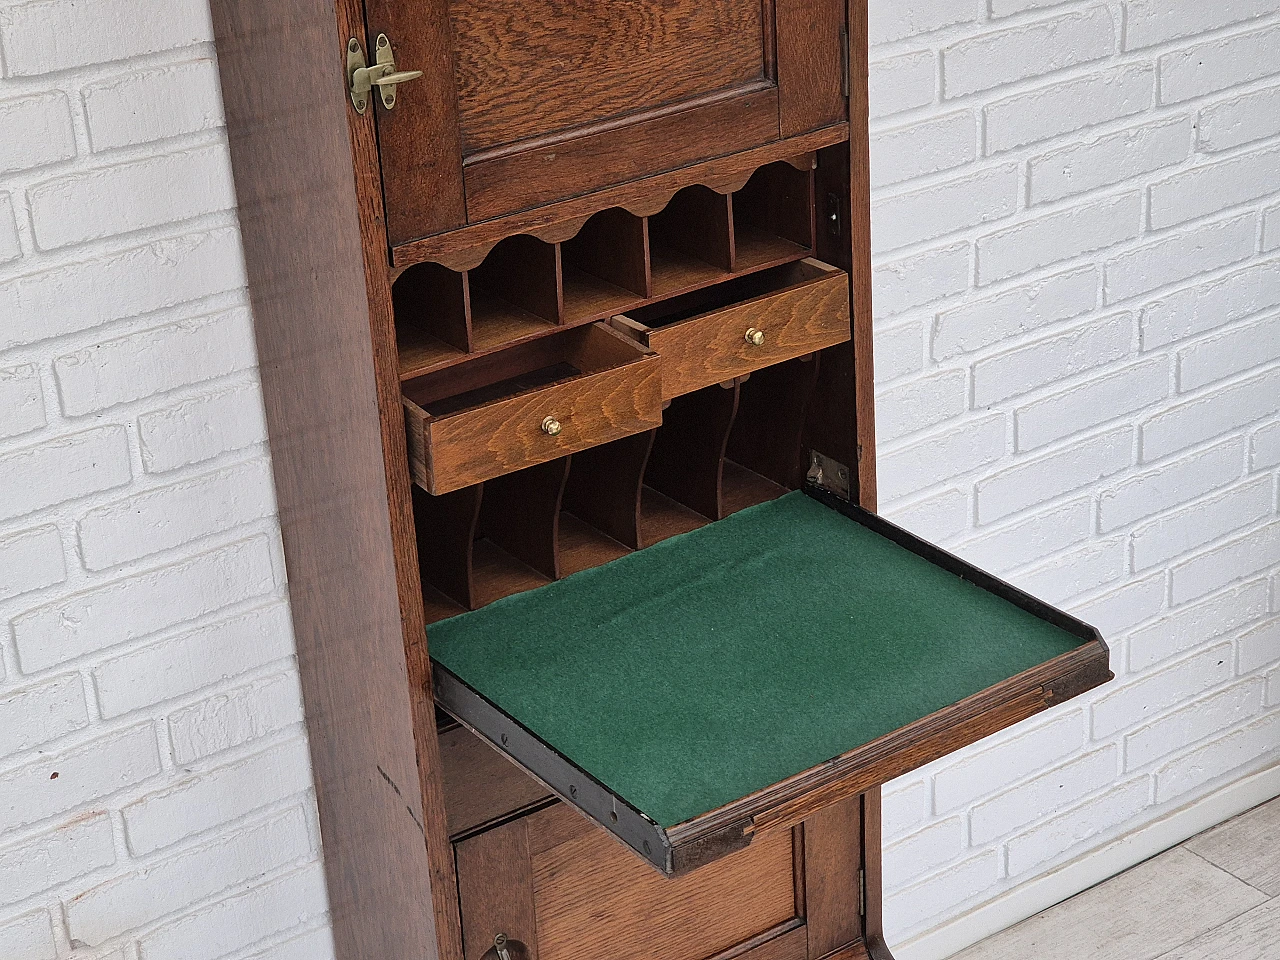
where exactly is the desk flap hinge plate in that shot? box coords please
[807,450,851,501]
[859,867,866,916]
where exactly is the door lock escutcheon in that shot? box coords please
[348,34,422,114]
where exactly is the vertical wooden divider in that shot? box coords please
[471,234,564,323]
[734,162,818,250]
[562,431,656,550]
[645,382,741,521]
[394,261,474,352]
[413,483,483,609]
[562,208,652,297]
[650,185,738,273]
[479,457,571,580]
[728,355,822,490]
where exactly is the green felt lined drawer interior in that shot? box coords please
[430,490,1111,876]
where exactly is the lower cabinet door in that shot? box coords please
[455,800,858,960]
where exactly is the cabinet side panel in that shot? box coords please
[208,2,440,958]
[803,0,875,512]
[846,0,876,513]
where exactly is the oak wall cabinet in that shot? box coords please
[209,3,1112,959]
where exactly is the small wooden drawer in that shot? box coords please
[456,803,802,960]
[612,259,849,401]
[403,323,663,495]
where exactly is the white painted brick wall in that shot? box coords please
[0,1,1276,958]
[0,1,332,956]
[870,0,1280,949]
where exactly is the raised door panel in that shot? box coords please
[366,0,849,244]
[456,803,800,960]
[452,0,768,155]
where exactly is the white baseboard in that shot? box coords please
[891,761,1280,960]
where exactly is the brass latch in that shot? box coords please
[347,34,422,114]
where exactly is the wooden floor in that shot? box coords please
[951,796,1280,960]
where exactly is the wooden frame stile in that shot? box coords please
[207,1,458,959]
[846,2,884,953]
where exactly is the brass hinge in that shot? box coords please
[858,867,866,917]
[347,34,423,114]
[841,25,851,99]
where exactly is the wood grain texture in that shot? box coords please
[456,817,540,960]
[651,185,737,273]
[729,355,822,490]
[557,511,632,576]
[633,260,848,401]
[439,724,554,838]
[734,161,816,249]
[471,234,563,323]
[776,0,847,137]
[562,208,651,298]
[804,797,862,959]
[719,925,809,960]
[861,788,888,960]
[480,457,570,580]
[395,261,473,352]
[452,0,766,154]
[414,483,482,608]
[664,639,1111,867]
[646,383,741,520]
[463,85,782,222]
[846,0,876,512]
[949,848,1268,960]
[402,240,812,383]
[1184,797,1280,896]
[1155,896,1280,960]
[525,804,798,960]
[208,1,450,958]
[469,538,552,610]
[562,431,655,551]
[363,0,467,244]
[819,944,873,960]
[404,324,664,493]
[393,125,848,271]
[720,460,790,515]
[639,485,710,545]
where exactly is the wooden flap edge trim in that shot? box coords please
[669,640,1112,845]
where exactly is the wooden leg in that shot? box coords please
[862,787,897,960]
[804,795,862,959]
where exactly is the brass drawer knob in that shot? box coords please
[541,416,562,437]
[745,328,765,346]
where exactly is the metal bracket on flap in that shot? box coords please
[807,449,852,501]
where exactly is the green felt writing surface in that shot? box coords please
[429,493,1085,829]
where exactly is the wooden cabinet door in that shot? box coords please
[453,798,864,960]
[364,0,848,246]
